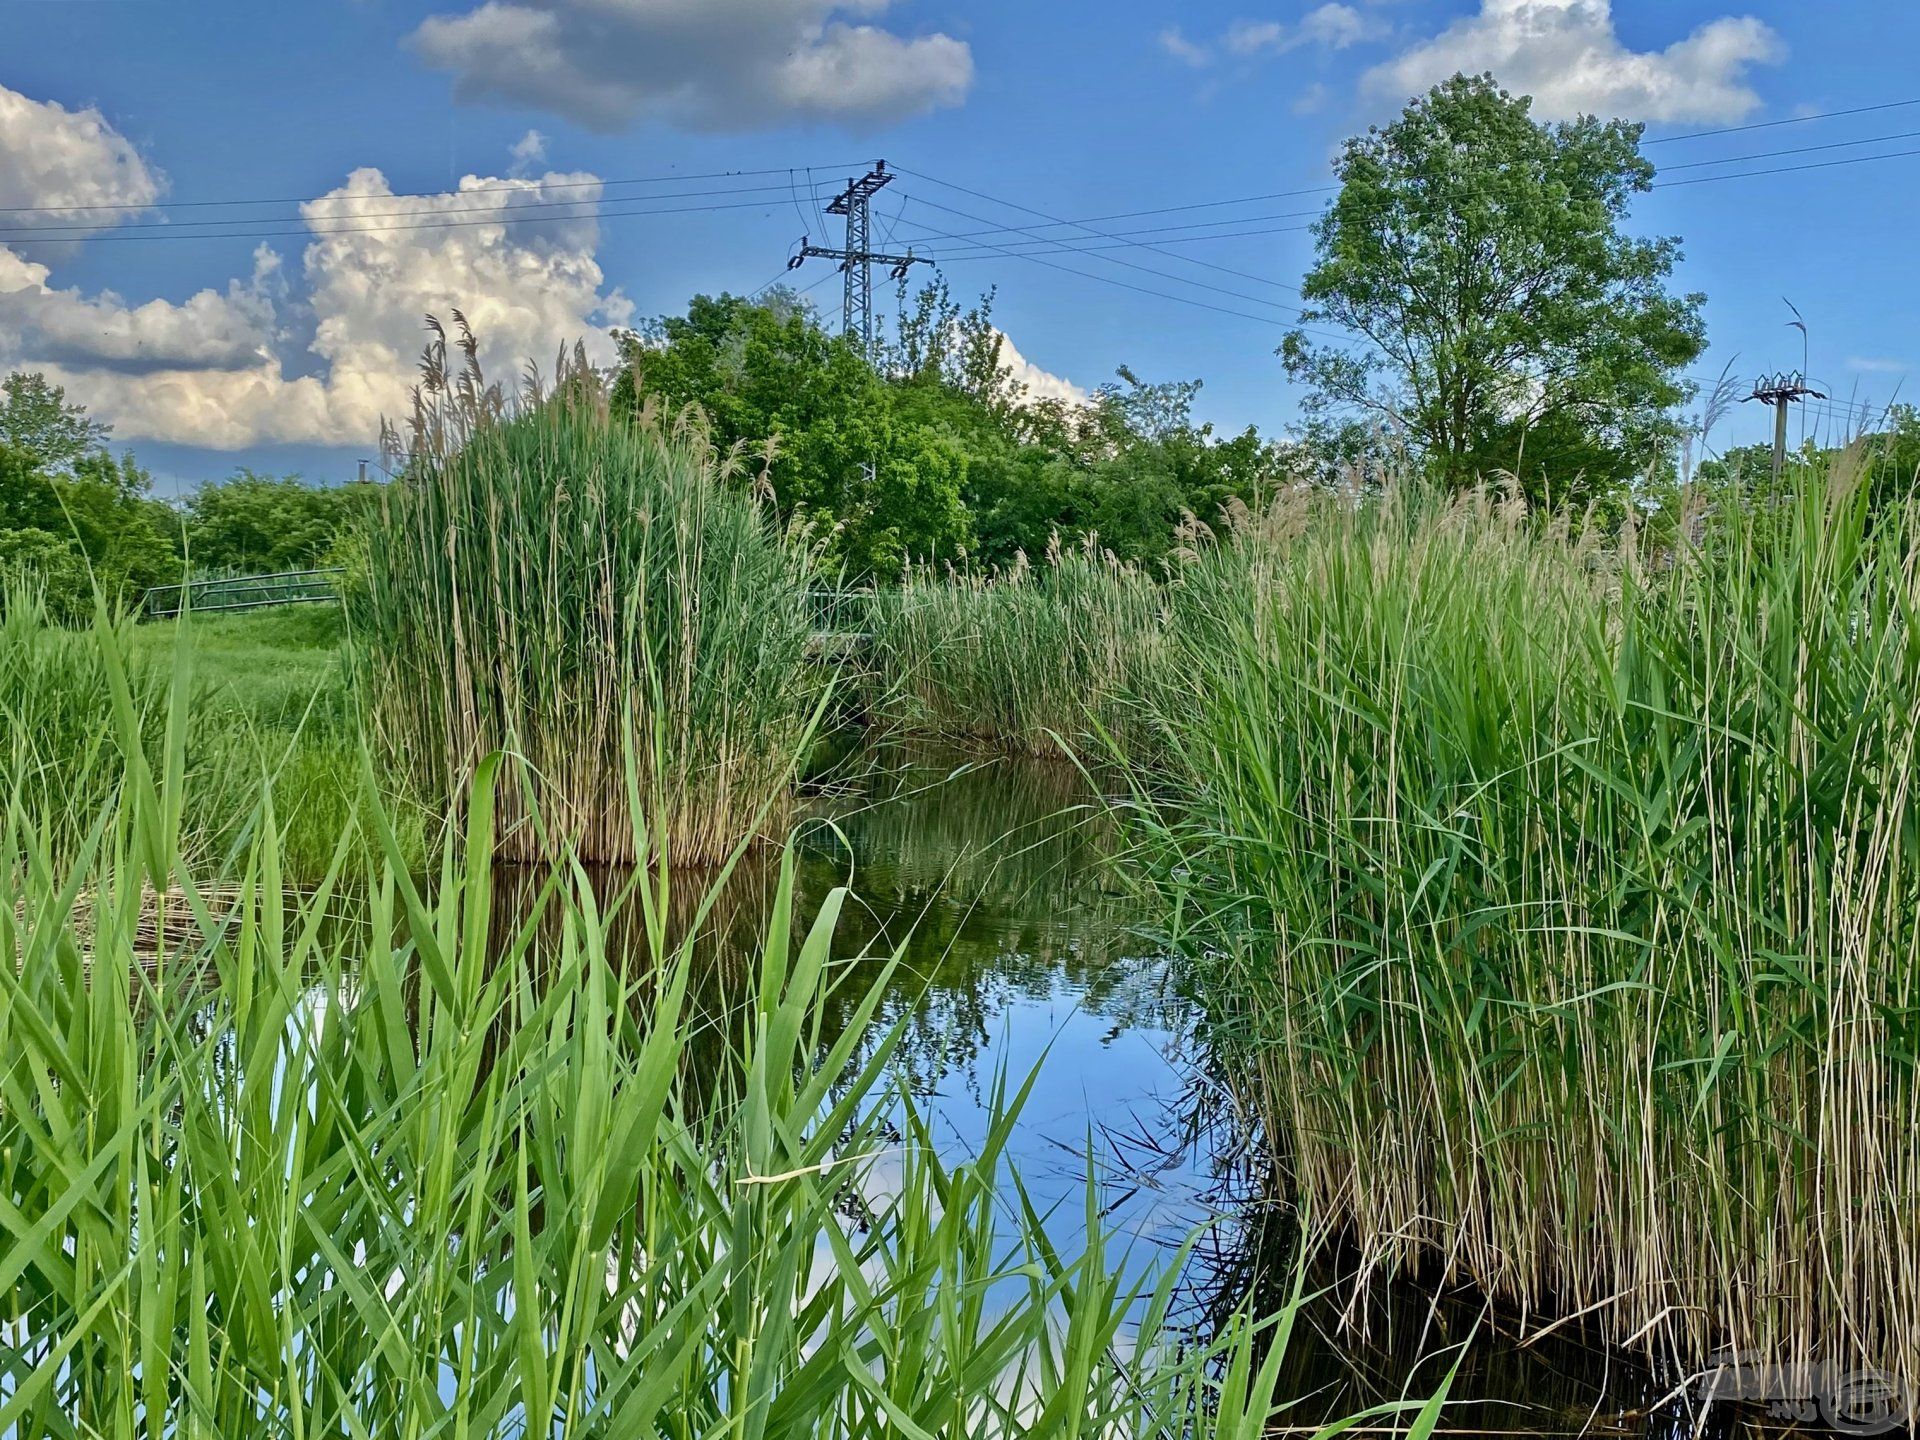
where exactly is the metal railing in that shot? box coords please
[804,585,873,637]
[145,568,344,618]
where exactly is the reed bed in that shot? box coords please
[352,319,824,867]
[0,583,164,861]
[868,539,1173,758]
[0,610,1378,1440]
[1128,475,1920,1397]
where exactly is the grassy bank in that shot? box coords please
[0,611,1374,1438]
[3,591,417,883]
[1125,478,1920,1391]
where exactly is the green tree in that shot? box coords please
[182,471,373,574]
[614,290,973,576]
[1281,73,1706,507]
[0,438,180,618]
[0,373,111,476]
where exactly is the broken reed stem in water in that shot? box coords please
[1133,473,1920,1396]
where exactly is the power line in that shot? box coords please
[890,214,1301,332]
[0,193,812,246]
[1657,143,1920,189]
[15,119,1920,253]
[0,162,874,215]
[1656,127,1920,176]
[914,220,1317,264]
[898,166,1309,299]
[888,189,1310,317]
[1643,96,1920,147]
[0,180,817,238]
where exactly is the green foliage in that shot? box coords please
[1125,474,1920,1387]
[614,290,975,575]
[0,370,109,474]
[0,374,183,616]
[0,605,1332,1439]
[356,327,824,866]
[616,286,1292,576]
[1282,73,1706,506]
[181,470,375,574]
[0,525,93,619]
[0,583,164,852]
[0,586,410,881]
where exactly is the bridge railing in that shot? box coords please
[804,585,874,637]
[145,568,345,619]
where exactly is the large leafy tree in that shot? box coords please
[0,373,111,476]
[1281,74,1706,506]
[0,372,185,616]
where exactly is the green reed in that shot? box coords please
[351,320,824,867]
[0,582,164,862]
[868,539,1173,758]
[0,603,1410,1440]
[1128,475,1920,1392]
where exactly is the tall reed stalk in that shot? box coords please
[0,608,1359,1438]
[869,539,1173,758]
[1131,475,1920,1396]
[352,318,824,866]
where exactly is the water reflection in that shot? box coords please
[488,742,1809,1439]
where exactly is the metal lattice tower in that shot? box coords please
[786,161,929,358]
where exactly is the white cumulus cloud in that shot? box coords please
[0,85,163,226]
[996,330,1087,408]
[0,83,633,451]
[0,246,279,375]
[407,0,974,133]
[1362,0,1783,122]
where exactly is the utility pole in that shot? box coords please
[786,161,929,359]
[1746,371,1825,485]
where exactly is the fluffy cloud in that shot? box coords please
[1,86,633,450]
[0,85,163,225]
[408,0,974,132]
[1363,0,1783,122]
[0,246,278,375]
[996,330,1086,408]
[1162,5,1383,68]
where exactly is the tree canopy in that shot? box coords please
[1281,73,1707,507]
[614,284,1292,576]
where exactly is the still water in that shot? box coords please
[680,744,1813,1439]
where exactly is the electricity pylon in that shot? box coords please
[787,161,929,359]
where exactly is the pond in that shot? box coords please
[734,743,1817,1440]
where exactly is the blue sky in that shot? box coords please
[3,0,1916,492]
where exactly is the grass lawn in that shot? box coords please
[124,602,426,879]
